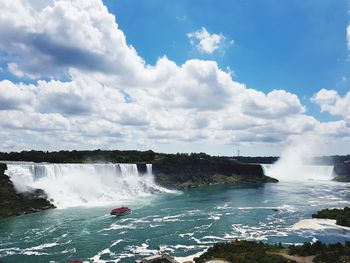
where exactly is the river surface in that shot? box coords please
[1,179,350,263]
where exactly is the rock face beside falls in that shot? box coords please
[333,163,350,182]
[152,155,278,189]
[0,163,55,219]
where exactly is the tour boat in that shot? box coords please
[110,206,131,216]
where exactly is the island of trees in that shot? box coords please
[312,207,350,227]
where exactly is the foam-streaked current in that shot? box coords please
[0,163,350,263]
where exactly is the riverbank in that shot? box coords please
[181,240,350,263]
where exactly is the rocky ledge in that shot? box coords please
[0,163,55,219]
[333,163,350,182]
[152,154,278,189]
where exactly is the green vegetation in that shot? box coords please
[0,149,157,163]
[0,150,278,189]
[312,207,350,227]
[152,153,277,189]
[0,163,55,219]
[288,241,350,263]
[194,240,293,263]
[194,240,350,263]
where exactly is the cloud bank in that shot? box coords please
[0,0,349,154]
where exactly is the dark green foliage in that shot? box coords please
[236,156,279,164]
[152,153,277,189]
[153,153,264,177]
[0,149,156,163]
[312,207,350,227]
[194,240,293,263]
[288,241,327,256]
[196,241,350,263]
[288,241,350,263]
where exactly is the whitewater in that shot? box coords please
[1,162,350,263]
[5,163,168,208]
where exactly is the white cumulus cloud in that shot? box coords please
[187,27,230,54]
[312,89,350,125]
[0,0,348,154]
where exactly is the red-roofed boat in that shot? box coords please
[110,206,131,216]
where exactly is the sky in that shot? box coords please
[0,0,349,156]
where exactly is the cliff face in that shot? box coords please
[152,156,278,189]
[0,163,55,219]
[333,163,350,182]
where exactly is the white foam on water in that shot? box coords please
[27,242,58,250]
[191,235,229,245]
[149,224,163,228]
[5,163,170,208]
[0,242,59,257]
[227,222,291,241]
[179,232,195,238]
[208,213,221,220]
[126,243,158,256]
[90,239,124,263]
[153,214,185,223]
[90,248,112,263]
[292,219,350,231]
[193,223,212,231]
[110,239,124,247]
[100,223,136,232]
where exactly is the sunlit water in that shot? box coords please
[1,179,350,263]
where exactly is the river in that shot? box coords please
[0,163,349,262]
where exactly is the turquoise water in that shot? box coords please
[1,181,350,263]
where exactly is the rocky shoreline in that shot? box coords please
[0,163,55,219]
[152,155,278,189]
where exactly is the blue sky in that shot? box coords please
[105,0,350,121]
[0,0,349,156]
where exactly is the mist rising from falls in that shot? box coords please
[262,138,334,181]
[5,163,169,208]
[262,164,334,181]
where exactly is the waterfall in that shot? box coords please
[262,163,334,181]
[146,164,152,174]
[5,163,168,208]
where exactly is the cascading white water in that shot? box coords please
[5,163,168,208]
[146,164,152,175]
[261,137,335,182]
[262,163,334,181]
